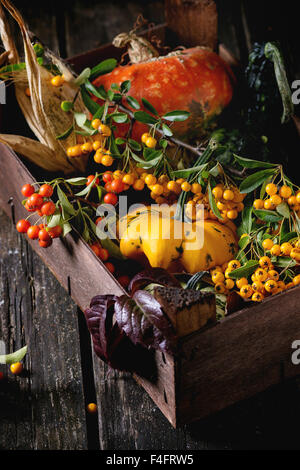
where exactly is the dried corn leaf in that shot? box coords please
[0,0,90,174]
[0,134,72,173]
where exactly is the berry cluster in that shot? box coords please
[254,183,300,214]
[16,183,62,248]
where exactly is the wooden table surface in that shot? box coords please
[1,0,300,450]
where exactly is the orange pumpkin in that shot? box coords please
[93,47,235,141]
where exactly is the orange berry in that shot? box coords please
[264,279,278,293]
[91,119,101,129]
[93,140,103,151]
[270,244,281,256]
[167,181,181,194]
[227,209,238,220]
[133,179,145,191]
[145,174,157,186]
[262,238,274,250]
[25,87,31,97]
[259,256,272,268]
[191,183,202,195]
[101,153,114,167]
[255,268,268,282]
[225,278,235,290]
[223,189,234,201]
[268,270,279,281]
[215,283,226,294]
[236,277,248,289]
[265,183,277,196]
[141,132,151,144]
[270,194,282,206]
[145,136,157,148]
[288,196,297,207]
[253,199,264,209]
[252,292,264,302]
[240,285,253,298]
[211,271,225,284]
[81,142,93,154]
[293,275,300,286]
[10,362,23,375]
[290,248,300,262]
[252,281,264,292]
[87,403,98,414]
[151,184,164,196]
[279,185,292,199]
[212,186,223,199]
[280,242,293,256]
[51,75,64,87]
[264,199,275,210]
[228,259,241,270]
[98,124,111,137]
[181,182,191,192]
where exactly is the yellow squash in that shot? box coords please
[119,206,238,274]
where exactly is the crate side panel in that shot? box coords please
[176,287,300,425]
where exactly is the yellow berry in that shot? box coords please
[228,259,241,270]
[288,196,297,207]
[265,183,277,196]
[94,149,105,163]
[181,182,191,192]
[81,142,93,154]
[240,285,253,298]
[264,199,275,210]
[293,275,300,286]
[290,248,300,262]
[236,277,248,289]
[141,132,151,144]
[122,174,134,185]
[217,201,226,211]
[264,279,278,293]
[145,136,157,148]
[252,281,264,292]
[99,124,111,137]
[212,186,223,199]
[10,362,23,375]
[152,184,164,196]
[268,270,279,281]
[92,140,103,151]
[101,152,113,167]
[133,179,145,191]
[211,271,225,284]
[51,75,64,87]
[262,238,274,250]
[215,282,226,294]
[279,185,292,199]
[270,244,281,256]
[280,242,293,256]
[224,268,233,279]
[167,181,181,194]
[70,144,82,157]
[252,292,264,302]
[223,189,235,201]
[227,209,238,220]
[91,119,101,129]
[255,268,268,282]
[270,194,282,206]
[145,174,157,186]
[259,256,272,268]
[87,403,98,414]
[191,183,202,195]
[253,199,264,209]
[225,278,235,290]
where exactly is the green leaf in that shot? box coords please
[80,86,101,115]
[171,164,208,179]
[47,213,62,228]
[239,169,275,193]
[238,234,250,250]
[126,96,140,110]
[85,80,107,100]
[0,62,26,75]
[57,186,76,217]
[228,260,259,279]
[233,154,277,169]
[253,209,282,223]
[0,345,27,365]
[65,177,88,185]
[141,98,158,116]
[280,232,297,244]
[128,139,141,151]
[275,257,296,268]
[134,111,158,125]
[163,110,190,122]
[74,112,88,128]
[242,206,253,234]
[56,125,74,140]
[276,202,290,218]
[143,148,163,161]
[75,185,93,197]
[208,181,222,219]
[120,80,131,93]
[111,112,129,123]
[209,164,221,177]
[93,104,105,120]
[74,67,91,86]
[62,222,72,237]
[115,137,126,145]
[162,123,173,137]
[90,58,117,80]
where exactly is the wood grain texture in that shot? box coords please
[0,209,88,450]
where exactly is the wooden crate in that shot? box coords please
[1,1,300,428]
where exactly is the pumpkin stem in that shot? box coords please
[113,31,159,64]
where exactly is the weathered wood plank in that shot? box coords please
[0,209,89,450]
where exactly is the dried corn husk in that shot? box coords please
[0,0,89,174]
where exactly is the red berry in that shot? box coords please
[104,182,112,192]
[105,262,115,274]
[0,372,4,380]
[102,171,113,183]
[16,219,31,233]
[21,184,35,198]
[39,238,52,248]
[39,223,45,229]
[111,179,124,194]
[48,225,63,239]
[90,243,101,257]
[117,275,130,289]
[104,193,118,205]
[38,228,51,242]
[41,201,56,216]
[27,225,40,239]
[99,248,109,262]
[28,193,44,210]
[86,175,99,186]
[25,200,35,212]
[39,184,53,198]
[95,217,103,225]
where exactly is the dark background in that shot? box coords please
[1,0,300,451]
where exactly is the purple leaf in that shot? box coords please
[115,290,177,353]
[129,267,181,295]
